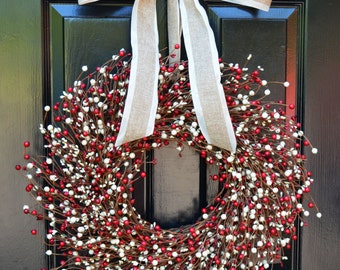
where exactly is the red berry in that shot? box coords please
[308,202,314,208]
[25,184,33,192]
[119,49,126,57]
[31,229,37,235]
[23,141,30,148]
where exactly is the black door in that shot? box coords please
[1,0,339,269]
[45,1,305,269]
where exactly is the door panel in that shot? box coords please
[152,143,201,228]
[208,4,303,119]
[50,4,133,106]
[64,17,131,84]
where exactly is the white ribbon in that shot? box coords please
[78,0,272,152]
[115,0,160,147]
[179,0,237,151]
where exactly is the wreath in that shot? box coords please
[17,49,320,270]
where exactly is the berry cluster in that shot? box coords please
[17,48,320,269]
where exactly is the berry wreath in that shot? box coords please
[17,50,320,270]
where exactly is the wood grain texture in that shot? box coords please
[302,0,340,269]
[0,0,45,268]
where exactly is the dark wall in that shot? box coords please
[0,0,339,269]
[301,0,340,269]
[0,0,45,269]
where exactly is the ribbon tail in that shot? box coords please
[219,0,272,12]
[168,0,182,65]
[115,0,159,147]
[180,0,236,152]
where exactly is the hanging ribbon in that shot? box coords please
[115,0,160,147]
[179,0,236,151]
[78,0,272,152]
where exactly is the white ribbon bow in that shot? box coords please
[78,0,272,152]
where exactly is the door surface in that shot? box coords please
[0,0,339,269]
[47,2,303,268]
